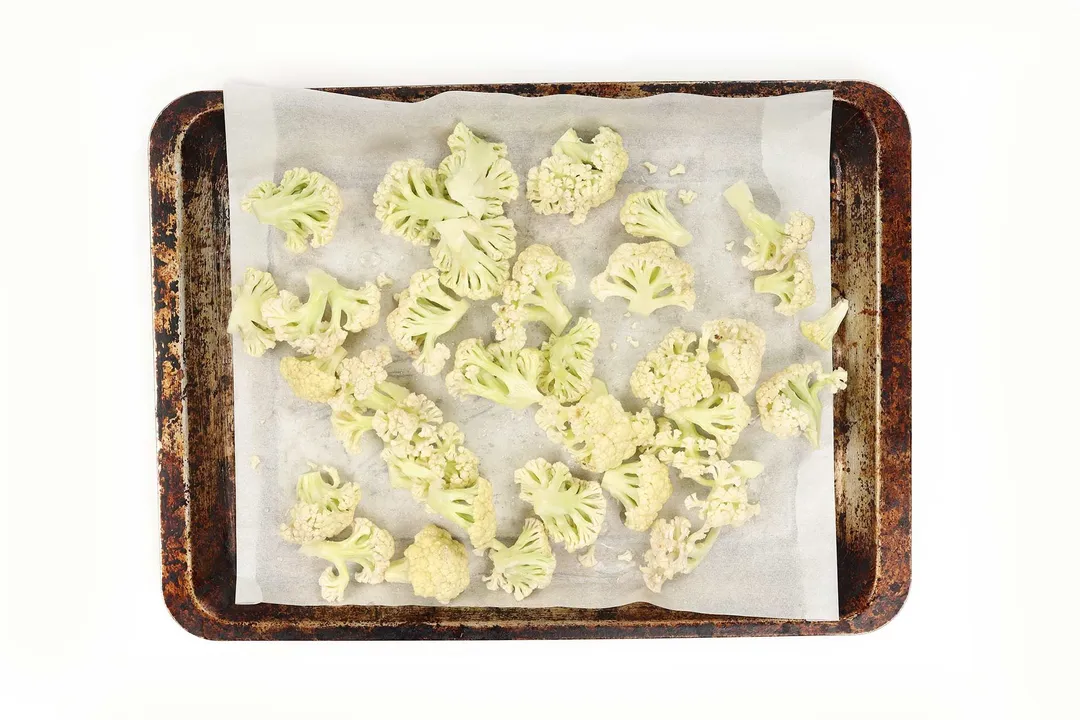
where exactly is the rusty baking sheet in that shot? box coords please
[151,81,911,640]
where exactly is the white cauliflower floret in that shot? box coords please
[600,454,673,532]
[801,298,850,350]
[640,516,717,594]
[227,268,279,357]
[301,518,395,603]
[756,362,848,447]
[241,168,343,253]
[629,327,713,413]
[386,269,470,376]
[666,378,752,460]
[384,525,471,603]
[483,518,556,600]
[279,465,361,545]
[373,159,468,246]
[753,252,816,316]
[590,241,695,316]
[491,245,575,346]
[685,482,761,530]
[723,180,815,271]
[526,127,629,224]
[619,189,692,247]
[514,458,606,552]
[335,345,393,404]
[539,317,600,404]
[700,318,766,395]
[279,348,345,403]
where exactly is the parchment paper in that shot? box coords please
[224,84,837,619]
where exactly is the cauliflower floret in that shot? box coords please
[412,476,497,551]
[590,241,695,316]
[386,269,470,376]
[373,159,468,246]
[642,161,658,174]
[647,418,723,485]
[600,454,673,532]
[300,518,395,603]
[723,180,815,271]
[619,189,692,247]
[483,518,556,600]
[666,378,752,460]
[279,465,361,545]
[261,269,380,357]
[756,362,848,447]
[430,216,513,300]
[445,338,548,410]
[371,393,443,445]
[629,328,713,413]
[514,458,606,552]
[640,516,718,593]
[492,245,575,346]
[241,168,343,253]
[685,480,761,530]
[801,298,850,350]
[384,525,471,604]
[227,268,279,357]
[526,127,629,224]
[539,317,600,404]
[279,348,346,403]
[700,318,766,395]
[334,345,392,404]
[668,163,686,176]
[534,380,656,473]
[329,395,378,455]
[753,252,816,316]
[437,122,519,218]
[577,545,598,568]
[381,421,478,493]
[677,190,697,205]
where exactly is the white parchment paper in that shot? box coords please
[224,84,838,619]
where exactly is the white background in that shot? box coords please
[2,2,1077,718]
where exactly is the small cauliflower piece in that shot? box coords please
[413,476,497,551]
[526,127,630,224]
[330,396,378,454]
[685,477,762,530]
[492,245,575,347]
[384,525,471,604]
[640,516,717,593]
[756,362,847,447]
[279,348,346,403]
[371,393,443,445]
[801,298,850,349]
[279,465,361,545]
[250,455,261,470]
[483,518,556,600]
[725,240,735,251]
[262,269,380,357]
[376,273,393,289]
[601,454,673,532]
[700,318,766,395]
[380,421,476,492]
[227,268,279,357]
[577,545,598,568]
[446,339,548,410]
[590,241,695,316]
[438,122,519,218]
[666,378,752,460]
[373,159,468,246]
[642,161,658,174]
[629,328,713,413]
[241,168,342,253]
[334,345,392,404]
[723,180,815,271]
[534,380,656,473]
[619,189,692,247]
[514,458,606,552]
[386,269,470,376]
[300,518,395,603]
[668,163,686,176]
[431,216,514,300]
[677,190,697,205]
[617,551,634,563]
[539,317,600,404]
[753,252,816,316]
[648,418,722,485]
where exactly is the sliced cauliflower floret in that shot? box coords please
[279,465,361,545]
[437,122,519,218]
[279,347,346,403]
[590,241,695,316]
[619,189,691,247]
[539,317,600,404]
[756,362,848,447]
[483,518,556,600]
[241,168,343,253]
[373,159,468,246]
[700,318,766,395]
[386,269,470,376]
[600,454,673,532]
[526,127,629,225]
[723,180,815,271]
[514,458,606,552]
[801,298,850,350]
[227,268,279,357]
[300,518,395,603]
[753,252,816,316]
[629,327,713,413]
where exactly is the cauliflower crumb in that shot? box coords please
[624,311,632,318]
[250,455,261,470]
[376,273,393,289]
[631,322,640,330]
[642,161,658,174]
[610,341,618,351]
[617,551,633,563]
[627,337,640,348]
[577,545,598,568]
[669,163,686,176]
[725,240,735,251]
[678,189,697,205]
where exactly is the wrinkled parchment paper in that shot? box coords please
[224,84,837,619]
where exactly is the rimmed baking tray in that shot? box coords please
[151,81,911,640]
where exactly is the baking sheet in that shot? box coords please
[224,83,837,619]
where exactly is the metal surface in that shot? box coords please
[151,81,911,640]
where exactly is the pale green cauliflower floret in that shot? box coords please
[697,459,765,489]
[412,476,497,551]
[756,362,848,447]
[445,338,547,410]
[492,245,575,347]
[590,241,695,316]
[372,393,443,445]
[753,252,816,316]
[723,180,815,271]
[373,159,468,246]
[640,516,718,593]
[514,458,606,552]
[335,345,393,404]
[330,396,378,454]
[526,127,629,225]
[666,378,752,460]
[630,328,712,413]
[279,347,346,403]
[227,268,279,357]
[262,269,380,357]
[279,465,361,545]
[685,480,761,530]
[534,380,656,473]
[384,525,471,604]
[483,517,556,600]
[801,298,850,349]
[431,216,513,300]
[619,189,692,247]
[648,418,723,485]
[600,454,673,532]
[241,168,343,253]
[386,268,470,376]
[438,122,519,218]
[700,318,766,395]
[381,421,478,492]
[539,317,600,404]
[300,518,395,603]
